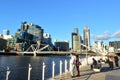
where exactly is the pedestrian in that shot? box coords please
[108,55,114,70]
[114,55,119,68]
[70,52,76,77]
[91,58,97,70]
[76,54,81,76]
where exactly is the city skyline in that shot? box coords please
[0,0,120,45]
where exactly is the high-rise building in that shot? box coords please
[3,29,10,35]
[21,22,44,42]
[83,26,90,49]
[71,28,81,52]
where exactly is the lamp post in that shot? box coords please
[86,48,88,65]
[81,43,89,65]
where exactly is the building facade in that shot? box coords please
[83,26,90,49]
[43,33,52,46]
[54,40,69,51]
[109,41,120,51]
[3,29,10,35]
[7,22,52,51]
[0,38,7,50]
[21,22,44,42]
[71,28,82,52]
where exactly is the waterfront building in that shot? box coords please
[43,33,52,46]
[12,22,45,51]
[3,29,10,35]
[0,34,3,38]
[21,22,44,42]
[109,41,120,52]
[6,21,54,52]
[0,38,7,50]
[83,26,90,49]
[3,35,13,40]
[54,40,69,51]
[2,29,13,40]
[71,28,82,52]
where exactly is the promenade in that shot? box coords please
[48,61,120,80]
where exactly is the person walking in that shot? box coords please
[70,52,76,77]
[76,55,81,76]
[114,55,119,68]
[108,55,114,70]
[91,58,97,70]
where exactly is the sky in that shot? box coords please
[0,0,120,46]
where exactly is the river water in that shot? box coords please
[0,55,72,80]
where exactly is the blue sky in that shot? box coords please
[0,0,120,46]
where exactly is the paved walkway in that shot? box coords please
[48,62,120,80]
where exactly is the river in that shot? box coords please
[0,55,72,80]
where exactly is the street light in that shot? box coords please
[86,48,88,65]
[81,43,89,65]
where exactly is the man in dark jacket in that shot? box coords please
[91,58,97,69]
[114,55,119,67]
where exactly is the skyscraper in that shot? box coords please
[3,29,10,35]
[71,28,81,52]
[83,26,90,48]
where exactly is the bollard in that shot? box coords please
[6,67,11,80]
[65,60,68,73]
[42,62,46,80]
[52,61,55,78]
[60,60,62,75]
[28,64,32,80]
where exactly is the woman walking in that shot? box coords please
[76,55,81,76]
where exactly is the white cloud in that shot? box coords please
[91,31,111,40]
[91,30,120,40]
[111,30,120,38]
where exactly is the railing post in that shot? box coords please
[60,60,62,75]
[65,60,68,73]
[6,67,11,80]
[42,62,46,80]
[52,61,55,78]
[28,64,32,80]
[34,51,36,56]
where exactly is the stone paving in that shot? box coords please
[48,62,120,80]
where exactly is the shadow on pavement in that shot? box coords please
[100,67,110,72]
